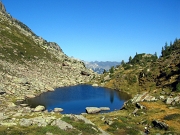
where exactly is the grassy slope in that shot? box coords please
[0,17,58,65]
[87,39,180,134]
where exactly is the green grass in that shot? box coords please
[61,116,100,135]
[0,19,59,64]
[0,125,79,135]
[106,120,141,135]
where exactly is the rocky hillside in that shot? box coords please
[93,39,180,96]
[0,2,97,103]
[88,38,180,134]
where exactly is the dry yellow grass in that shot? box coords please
[141,101,180,131]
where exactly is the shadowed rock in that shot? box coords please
[81,71,90,76]
[152,120,168,130]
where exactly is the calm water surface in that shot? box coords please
[25,85,131,114]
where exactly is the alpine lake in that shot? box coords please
[24,85,131,114]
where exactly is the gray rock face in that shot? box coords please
[19,118,32,126]
[51,118,73,130]
[131,92,157,103]
[86,107,101,114]
[104,75,110,81]
[0,86,5,94]
[48,42,62,52]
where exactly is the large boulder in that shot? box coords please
[86,107,101,114]
[34,105,45,112]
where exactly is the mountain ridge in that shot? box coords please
[84,61,121,74]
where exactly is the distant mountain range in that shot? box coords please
[83,61,121,74]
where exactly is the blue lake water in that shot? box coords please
[25,85,131,114]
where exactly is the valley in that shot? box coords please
[0,1,180,135]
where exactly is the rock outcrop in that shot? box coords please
[0,1,6,13]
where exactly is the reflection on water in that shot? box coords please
[25,85,131,114]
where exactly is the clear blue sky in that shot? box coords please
[3,0,180,62]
